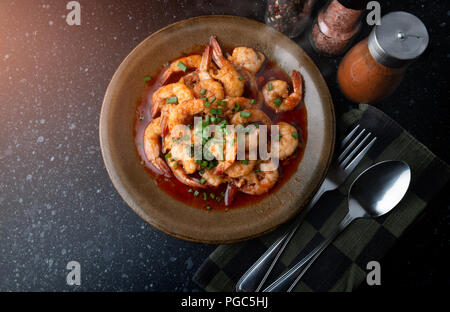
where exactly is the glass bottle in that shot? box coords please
[310,0,368,56]
[337,12,429,104]
[265,0,317,38]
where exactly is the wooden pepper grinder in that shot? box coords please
[310,0,368,56]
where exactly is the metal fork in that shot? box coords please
[236,124,377,292]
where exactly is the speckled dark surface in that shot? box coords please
[0,0,448,291]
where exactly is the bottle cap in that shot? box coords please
[368,11,429,68]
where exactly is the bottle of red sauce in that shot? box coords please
[311,0,368,56]
[337,11,429,104]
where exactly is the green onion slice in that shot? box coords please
[274,98,282,107]
[166,96,178,104]
[177,61,187,72]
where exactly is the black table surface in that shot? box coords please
[0,0,448,291]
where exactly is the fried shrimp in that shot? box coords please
[230,108,271,126]
[277,122,300,160]
[138,36,308,205]
[263,70,304,112]
[228,47,265,75]
[200,169,227,187]
[205,127,237,175]
[165,99,205,134]
[210,36,244,97]
[225,158,257,178]
[236,161,279,195]
[168,158,207,189]
[194,44,225,100]
[151,82,194,118]
[169,129,198,174]
[160,55,202,84]
[143,117,171,176]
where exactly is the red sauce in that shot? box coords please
[134,50,307,211]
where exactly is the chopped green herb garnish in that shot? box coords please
[210,116,217,123]
[292,132,299,139]
[217,100,227,107]
[205,205,212,210]
[200,88,206,95]
[166,96,178,104]
[225,52,231,58]
[208,97,216,105]
[250,99,256,105]
[239,75,244,81]
[200,178,206,184]
[204,101,211,108]
[188,188,193,193]
[255,168,261,172]
[209,193,215,199]
[165,153,172,159]
[194,190,200,197]
[210,108,223,115]
[274,98,282,107]
[220,191,225,197]
[143,75,152,82]
[177,61,187,72]
[234,102,240,112]
[203,192,207,201]
[268,82,273,91]
[241,159,249,165]
[240,111,251,118]
[201,97,208,101]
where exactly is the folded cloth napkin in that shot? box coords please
[193,104,450,292]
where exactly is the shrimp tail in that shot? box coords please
[171,163,208,189]
[160,68,172,85]
[150,100,161,118]
[292,70,304,102]
[210,36,225,68]
[200,44,212,72]
[154,158,172,177]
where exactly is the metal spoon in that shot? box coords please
[264,160,411,292]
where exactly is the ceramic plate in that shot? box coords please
[99,15,335,243]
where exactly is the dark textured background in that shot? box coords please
[0,0,448,291]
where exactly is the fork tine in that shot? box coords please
[340,124,360,148]
[337,128,366,163]
[343,135,377,171]
[341,131,372,168]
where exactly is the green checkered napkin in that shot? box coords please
[193,104,450,292]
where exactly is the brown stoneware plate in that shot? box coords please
[99,15,335,244]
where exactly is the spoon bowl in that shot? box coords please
[348,160,411,219]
